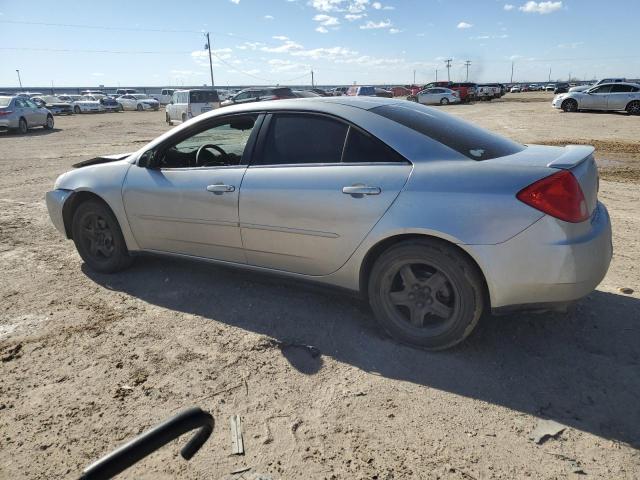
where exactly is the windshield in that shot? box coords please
[132,94,150,99]
[189,90,219,103]
[371,102,525,160]
[0,97,11,107]
[42,96,62,103]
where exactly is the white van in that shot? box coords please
[155,88,175,105]
[165,89,220,124]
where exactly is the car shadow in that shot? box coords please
[0,127,62,136]
[83,255,640,448]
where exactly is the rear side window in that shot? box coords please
[371,103,524,160]
[190,90,219,103]
[342,128,406,164]
[611,84,634,93]
[258,114,348,165]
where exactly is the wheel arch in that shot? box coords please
[61,190,118,239]
[358,233,490,307]
[626,99,640,113]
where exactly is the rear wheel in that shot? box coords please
[166,113,173,125]
[74,105,81,114]
[562,99,578,112]
[182,113,187,123]
[71,200,134,273]
[119,104,124,112]
[136,104,143,112]
[626,100,640,116]
[368,239,484,350]
[18,118,28,134]
[44,115,54,130]
[440,97,450,105]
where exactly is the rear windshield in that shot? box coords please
[0,97,12,107]
[371,103,524,160]
[189,90,219,103]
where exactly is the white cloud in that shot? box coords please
[519,1,562,14]
[264,15,274,20]
[360,19,392,29]
[316,26,329,33]
[261,39,304,53]
[291,46,358,60]
[504,3,514,10]
[273,35,289,41]
[372,1,382,8]
[91,72,104,77]
[314,14,340,26]
[345,13,365,21]
[388,28,402,34]
[230,0,240,4]
[310,0,369,14]
[457,21,473,29]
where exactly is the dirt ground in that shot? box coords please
[1,96,639,479]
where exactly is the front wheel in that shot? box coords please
[74,105,81,114]
[44,115,54,130]
[562,99,578,112]
[368,240,484,350]
[136,104,143,112]
[71,200,134,273]
[440,97,450,105]
[166,113,173,125]
[626,100,640,116]
[18,118,28,134]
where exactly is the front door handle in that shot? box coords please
[206,184,235,193]
[342,185,381,196]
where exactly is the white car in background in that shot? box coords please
[415,87,460,105]
[552,82,640,114]
[117,94,160,112]
[153,88,176,105]
[72,95,105,114]
[569,78,626,93]
[165,89,220,124]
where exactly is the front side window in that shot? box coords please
[591,85,613,94]
[258,114,348,165]
[156,115,258,169]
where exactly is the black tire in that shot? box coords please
[562,99,578,112]
[119,104,124,112]
[136,104,143,112]
[44,114,54,130]
[368,239,484,350]
[626,101,640,116]
[181,113,187,123]
[71,200,134,273]
[166,113,173,125]
[440,97,450,105]
[18,117,28,134]
[74,105,81,114]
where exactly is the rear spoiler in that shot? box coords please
[546,145,595,169]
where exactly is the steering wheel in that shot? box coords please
[195,144,228,166]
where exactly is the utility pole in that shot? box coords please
[445,59,452,82]
[548,67,551,83]
[413,69,416,85]
[464,60,471,81]
[510,61,514,84]
[435,68,438,82]
[311,69,314,87]
[204,32,215,88]
[16,69,22,89]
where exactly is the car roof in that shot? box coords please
[592,82,639,88]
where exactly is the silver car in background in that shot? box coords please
[0,96,55,133]
[553,82,640,115]
[415,87,460,105]
[45,97,612,350]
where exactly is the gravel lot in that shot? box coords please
[1,95,639,479]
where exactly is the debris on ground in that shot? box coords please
[530,419,566,444]
[1,343,23,362]
[230,414,245,455]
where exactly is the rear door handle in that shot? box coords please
[342,185,381,196]
[206,184,235,193]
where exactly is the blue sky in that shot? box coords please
[1,0,638,87]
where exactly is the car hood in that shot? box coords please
[569,85,591,92]
[72,152,134,168]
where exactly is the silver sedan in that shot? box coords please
[0,96,55,133]
[416,87,461,105]
[46,98,612,349]
[552,82,640,115]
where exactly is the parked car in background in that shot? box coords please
[31,96,73,115]
[309,88,331,97]
[423,82,476,103]
[87,94,121,112]
[292,90,321,98]
[153,88,176,105]
[346,85,376,96]
[72,95,105,114]
[569,78,626,93]
[0,96,54,133]
[58,94,82,103]
[16,92,44,98]
[115,88,138,96]
[332,87,349,96]
[510,85,522,93]
[375,88,393,98]
[391,86,411,97]
[414,87,460,105]
[545,84,556,91]
[45,97,612,350]
[166,89,221,124]
[553,82,640,115]
[477,84,500,101]
[81,90,105,96]
[117,94,160,112]
[554,83,570,94]
[220,87,295,107]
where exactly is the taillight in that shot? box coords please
[516,170,589,223]
[0,110,13,116]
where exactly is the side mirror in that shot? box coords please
[138,150,156,169]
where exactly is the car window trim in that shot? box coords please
[248,110,411,168]
[141,112,265,170]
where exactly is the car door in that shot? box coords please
[122,113,262,263]
[607,84,636,110]
[23,99,45,125]
[581,85,612,109]
[238,112,412,276]
[122,95,136,110]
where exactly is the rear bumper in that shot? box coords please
[469,202,612,309]
[0,118,18,130]
[45,189,73,237]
